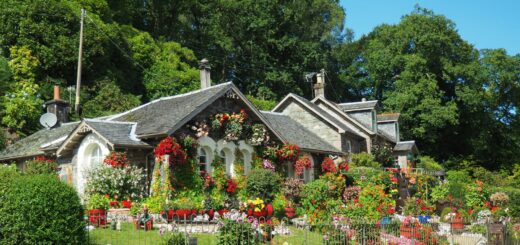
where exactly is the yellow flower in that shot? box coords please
[254,208,261,212]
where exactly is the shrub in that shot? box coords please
[23,158,58,175]
[417,156,443,171]
[217,219,259,244]
[0,164,20,197]
[162,232,187,245]
[87,193,109,210]
[246,169,281,203]
[351,152,380,168]
[0,174,85,244]
[84,163,145,200]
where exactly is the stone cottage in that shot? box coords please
[0,60,417,196]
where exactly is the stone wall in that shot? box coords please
[347,110,375,132]
[281,103,342,151]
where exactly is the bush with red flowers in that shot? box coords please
[226,179,237,193]
[277,144,300,162]
[338,161,349,172]
[321,157,337,174]
[103,151,128,168]
[295,156,312,176]
[154,136,187,165]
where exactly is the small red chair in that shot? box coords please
[134,217,153,231]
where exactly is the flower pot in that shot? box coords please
[89,209,107,227]
[400,226,412,238]
[176,209,191,218]
[418,215,431,224]
[207,209,215,220]
[284,207,296,218]
[253,209,267,218]
[218,209,229,217]
[167,210,175,221]
[266,204,274,216]
[451,217,464,230]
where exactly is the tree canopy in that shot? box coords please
[0,1,518,171]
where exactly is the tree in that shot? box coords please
[1,46,43,135]
[143,41,199,100]
[82,80,141,118]
[123,0,347,100]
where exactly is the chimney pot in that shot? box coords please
[53,85,61,100]
[199,58,211,89]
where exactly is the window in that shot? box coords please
[89,145,103,166]
[345,139,352,153]
[198,148,209,175]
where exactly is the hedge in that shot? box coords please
[0,174,86,244]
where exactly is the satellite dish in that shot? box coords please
[39,113,58,129]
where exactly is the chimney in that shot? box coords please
[313,69,325,98]
[199,58,211,89]
[44,85,70,125]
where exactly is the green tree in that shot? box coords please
[82,80,141,118]
[143,41,199,100]
[1,46,43,135]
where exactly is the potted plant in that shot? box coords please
[88,194,109,227]
[122,196,132,209]
[173,198,194,219]
[451,209,466,230]
[418,199,434,224]
[400,216,420,239]
[248,198,267,218]
[284,201,296,218]
[282,178,303,218]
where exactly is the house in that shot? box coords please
[0,60,417,196]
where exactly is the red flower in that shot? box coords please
[226,179,237,193]
[321,157,337,173]
[295,156,312,176]
[338,162,349,171]
[387,207,395,215]
[104,151,128,168]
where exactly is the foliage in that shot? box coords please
[143,41,199,100]
[23,157,58,175]
[246,95,277,111]
[82,80,141,118]
[142,195,166,214]
[0,174,85,244]
[84,163,145,200]
[1,46,43,134]
[417,156,443,171]
[350,152,380,168]
[430,182,449,203]
[282,178,304,204]
[371,142,394,167]
[87,193,109,210]
[162,232,187,245]
[217,219,259,244]
[0,164,19,198]
[245,169,281,203]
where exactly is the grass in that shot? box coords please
[88,222,323,245]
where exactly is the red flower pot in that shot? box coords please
[207,209,215,219]
[284,207,296,218]
[167,210,175,221]
[253,209,267,218]
[176,209,191,218]
[451,217,464,230]
[89,209,107,227]
[266,204,274,216]
[218,209,229,216]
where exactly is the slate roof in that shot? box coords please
[377,113,400,122]
[109,83,233,136]
[338,100,378,111]
[287,94,358,135]
[261,112,341,154]
[394,141,417,152]
[83,120,150,147]
[0,122,79,161]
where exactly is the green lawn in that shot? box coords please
[88,222,323,245]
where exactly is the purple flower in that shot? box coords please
[263,159,275,171]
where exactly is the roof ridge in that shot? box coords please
[107,82,232,121]
[84,118,136,124]
[378,113,400,116]
[338,100,378,105]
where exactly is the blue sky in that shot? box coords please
[340,0,520,55]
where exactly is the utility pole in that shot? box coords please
[74,8,85,116]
